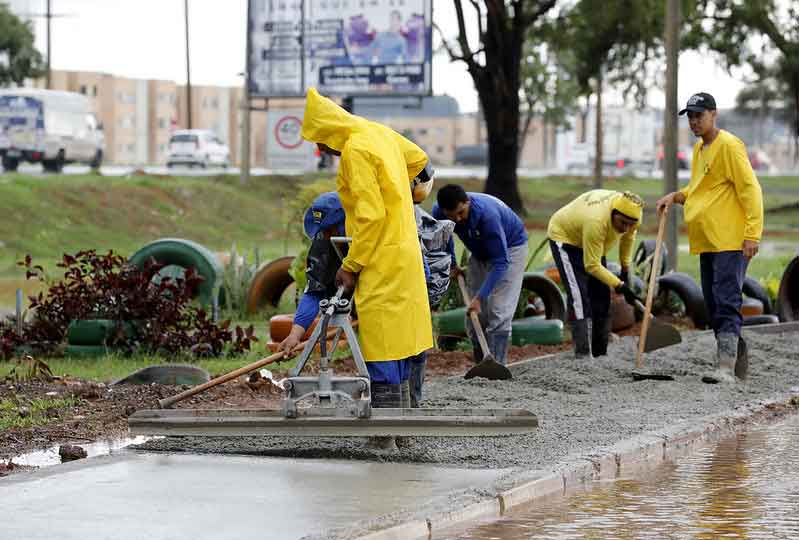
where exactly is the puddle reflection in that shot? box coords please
[5,436,155,468]
[439,414,799,539]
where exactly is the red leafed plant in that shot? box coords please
[0,250,257,360]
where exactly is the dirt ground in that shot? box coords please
[0,333,581,475]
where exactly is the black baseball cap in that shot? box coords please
[678,92,717,115]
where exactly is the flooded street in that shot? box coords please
[439,413,799,539]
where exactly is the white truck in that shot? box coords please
[0,88,104,173]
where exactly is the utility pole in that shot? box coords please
[664,0,680,270]
[184,0,193,129]
[46,0,51,89]
[239,1,253,185]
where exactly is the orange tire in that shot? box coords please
[246,256,295,314]
[544,265,561,284]
[740,297,763,317]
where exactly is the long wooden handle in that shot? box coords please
[636,210,668,368]
[456,274,491,359]
[158,322,354,409]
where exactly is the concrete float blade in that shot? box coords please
[128,408,538,437]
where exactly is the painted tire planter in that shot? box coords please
[521,273,567,322]
[269,313,317,343]
[67,319,135,346]
[633,239,669,283]
[511,317,564,346]
[433,307,467,336]
[777,256,799,322]
[742,314,780,326]
[740,297,764,317]
[743,276,773,315]
[610,294,636,332]
[246,256,295,314]
[128,238,222,306]
[657,272,709,329]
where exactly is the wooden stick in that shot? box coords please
[636,210,668,369]
[158,322,356,409]
[456,274,492,359]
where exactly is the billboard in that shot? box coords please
[248,0,433,97]
[266,109,317,171]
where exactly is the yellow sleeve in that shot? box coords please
[392,131,428,180]
[619,227,637,268]
[725,141,764,242]
[582,221,622,289]
[339,148,385,273]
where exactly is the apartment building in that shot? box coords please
[35,69,565,169]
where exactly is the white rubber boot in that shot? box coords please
[702,333,738,384]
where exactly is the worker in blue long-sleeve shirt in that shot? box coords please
[432,184,528,365]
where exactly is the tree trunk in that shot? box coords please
[482,90,525,213]
[593,73,603,189]
[664,0,680,271]
[794,84,799,166]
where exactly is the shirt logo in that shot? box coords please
[312,210,323,223]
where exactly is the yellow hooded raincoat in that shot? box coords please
[300,88,433,362]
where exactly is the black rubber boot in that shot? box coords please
[399,380,411,409]
[370,382,403,408]
[409,359,425,408]
[368,382,402,450]
[591,318,611,357]
[570,319,591,359]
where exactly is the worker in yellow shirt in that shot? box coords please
[548,190,644,358]
[657,92,763,384]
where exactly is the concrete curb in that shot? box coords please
[351,386,799,540]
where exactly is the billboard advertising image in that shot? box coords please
[248,0,432,97]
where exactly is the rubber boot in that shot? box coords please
[469,333,484,364]
[591,317,611,358]
[409,358,426,408]
[399,380,411,409]
[488,332,510,366]
[701,333,738,384]
[735,336,749,380]
[570,319,591,359]
[368,383,402,450]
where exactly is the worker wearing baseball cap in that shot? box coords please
[548,190,644,358]
[657,92,763,384]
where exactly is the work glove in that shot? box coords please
[615,283,641,308]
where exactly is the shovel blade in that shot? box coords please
[642,321,682,352]
[464,355,512,381]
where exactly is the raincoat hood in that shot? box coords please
[301,87,367,152]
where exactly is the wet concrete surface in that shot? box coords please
[1,450,505,540]
[9,436,153,468]
[437,412,799,539]
[140,329,799,537]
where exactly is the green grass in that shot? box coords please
[0,396,78,431]
[1,170,797,382]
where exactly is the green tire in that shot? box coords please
[432,307,467,336]
[511,317,564,346]
[67,319,136,346]
[128,238,222,306]
[64,344,109,358]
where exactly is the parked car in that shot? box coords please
[166,130,230,168]
[0,88,104,173]
[454,144,488,166]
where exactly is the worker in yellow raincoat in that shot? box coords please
[548,190,644,358]
[300,87,433,409]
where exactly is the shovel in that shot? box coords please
[456,274,512,381]
[632,211,680,381]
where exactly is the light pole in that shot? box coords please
[184,0,192,129]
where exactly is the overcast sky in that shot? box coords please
[20,0,752,113]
